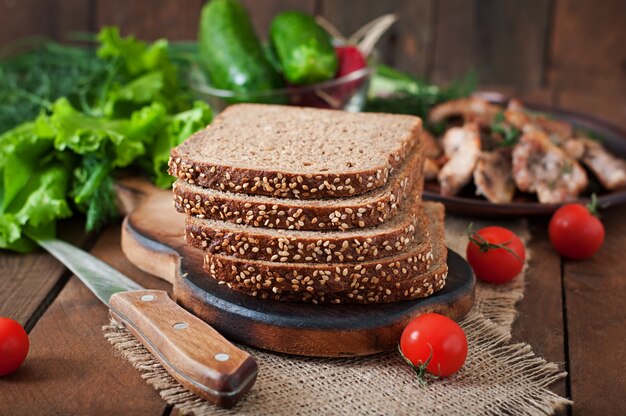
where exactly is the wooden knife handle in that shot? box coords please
[109,290,257,408]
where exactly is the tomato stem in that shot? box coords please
[586,193,601,218]
[466,223,523,263]
[397,343,436,386]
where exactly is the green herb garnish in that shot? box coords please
[490,112,521,147]
[365,65,477,131]
[575,127,605,142]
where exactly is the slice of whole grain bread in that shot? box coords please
[203,202,447,304]
[184,185,427,264]
[174,146,423,232]
[232,263,449,304]
[168,104,422,200]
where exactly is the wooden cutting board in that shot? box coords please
[117,178,475,357]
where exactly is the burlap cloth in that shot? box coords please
[104,216,571,415]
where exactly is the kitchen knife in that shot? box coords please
[35,237,258,408]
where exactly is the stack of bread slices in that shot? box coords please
[168,104,448,304]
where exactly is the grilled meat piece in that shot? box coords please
[429,96,500,127]
[424,158,440,181]
[512,131,588,203]
[564,138,626,190]
[422,130,443,181]
[473,150,515,203]
[438,124,481,196]
[422,130,442,159]
[536,117,573,144]
[505,99,572,144]
[503,99,531,130]
[562,138,586,159]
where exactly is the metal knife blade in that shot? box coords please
[33,237,258,408]
[36,238,143,305]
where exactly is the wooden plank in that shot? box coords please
[0,0,92,46]
[54,0,93,41]
[512,219,567,413]
[321,0,434,76]
[0,219,88,328]
[550,0,626,98]
[550,0,626,131]
[558,92,626,132]
[430,0,551,90]
[0,225,172,414]
[0,250,68,327]
[242,0,316,42]
[0,0,54,47]
[95,0,204,40]
[563,204,626,415]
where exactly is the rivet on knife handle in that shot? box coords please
[109,290,258,408]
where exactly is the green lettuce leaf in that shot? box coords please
[148,101,212,188]
[0,214,23,250]
[97,27,180,110]
[0,159,72,252]
[0,27,212,251]
[103,71,164,116]
[0,121,54,210]
[15,164,72,226]
[46,98,168,168]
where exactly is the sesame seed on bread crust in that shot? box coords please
[168,104,423,200]
[184,185,426,264]
[202,202,447,304]
[173,146,424,232]
[221,263,448,305]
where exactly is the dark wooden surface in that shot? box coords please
[119,182,475,357]
[0,227,171,415]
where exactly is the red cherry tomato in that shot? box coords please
[549,203,604,260]
[400,313,468,377]
[335,45,367,77]
[466,226,526,284]
[0,317,29,376]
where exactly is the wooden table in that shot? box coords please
[1,205,625,415]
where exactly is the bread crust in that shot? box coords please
[205,242,434,294]
[174,148,424,232]
[220,263,448,304]
[184,195,425,264]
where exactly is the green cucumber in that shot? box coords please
[270,11,338,85]
[198,0,283,98]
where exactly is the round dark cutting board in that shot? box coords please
[117,179,475,357]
